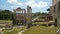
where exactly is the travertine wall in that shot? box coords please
[52,0,57,5]
[50,0,60,27]
[56,1,60,27]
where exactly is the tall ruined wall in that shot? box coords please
[13,6,32,28]
[52,0,57,5]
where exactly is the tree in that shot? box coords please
[0,9,13,20]
[47,8,50,11]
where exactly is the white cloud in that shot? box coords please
[7,0,17,3]
[7,0,23,5]
[26,0,48,8]
[38,1,48,8]
[7,0,48,9]
[26,0,37,8]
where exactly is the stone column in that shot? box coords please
[26,6,32,28]
[23,9,26,25]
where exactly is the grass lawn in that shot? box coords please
[23,26,58,34]
[3,28,22,34]
[32,22,48,24]
[0,20,12,23]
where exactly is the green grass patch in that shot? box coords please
[23,26,58,34]
[0,20,13,23]
[0,20,12,23]
[3,28,21,34]
[32,22,48,24]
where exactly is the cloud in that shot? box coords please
[26,0,37,8]
[7,0,48,8]
[7,0,48,9]
[7,0,23,5]
[26,0,48,8]
[38,1,48,8]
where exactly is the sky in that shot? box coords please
[0,0,52,13]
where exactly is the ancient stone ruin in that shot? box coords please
[13,6,32,28]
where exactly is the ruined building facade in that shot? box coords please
[13,6,32,28]
[50,0,60,27]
